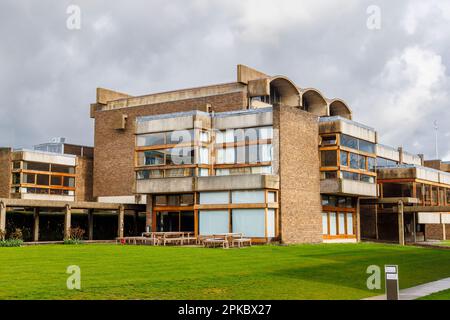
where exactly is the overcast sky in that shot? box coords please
[0,0,449,160]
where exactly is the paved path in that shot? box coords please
[364,277,450,300]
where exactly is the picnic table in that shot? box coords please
[202,233,252,249]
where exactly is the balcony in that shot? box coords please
[321,178,377,197]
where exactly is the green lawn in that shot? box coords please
[0,243,449,300]
[418,288,450,300]
[439,241,450,247]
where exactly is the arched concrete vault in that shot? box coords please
[301,89,328,117]
[329,99,352,120]
[269,76,301,107]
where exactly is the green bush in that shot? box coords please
[0,239,23,247]
[63,239,84,245]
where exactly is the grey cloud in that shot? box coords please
[0,0,449,160]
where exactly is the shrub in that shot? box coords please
[64,227,86,245]
[10,228,23,240]
[0,239,23,247]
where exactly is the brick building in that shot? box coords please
[1,64,449,243]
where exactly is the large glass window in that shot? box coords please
[359,140,375,153]
[139,150,164,166]
[340,134,358,150]
[338,213,346,235]
[376,157,398,168]
[199,147,209,165]
[349,153,359,169]
[359,155,366,170]
[232,209,266,237]
[346,213,354,235]
[199,210,229,235]
[321,150,337,167]
[137,133,165,147]
[329,212,337,235]
[63,177,75,187]
[368,157,376,172]
[232,190,265,204]
[51,164,75,174]
[166,148,194,165]
[340,151,348,166]
[342,171,359,181]
[36,174,49,186]
[360,174,375,184]
[322,213,328,235]
[199,192,229,205]
[23,162,50,172]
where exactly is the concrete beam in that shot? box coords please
[0,198,144,211]
[64,205,71,240]
[393,206,450,213]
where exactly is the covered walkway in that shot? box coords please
[0,198,145,241]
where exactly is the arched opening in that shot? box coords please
[329,100,352,120]
[302,89,328,117]
[269,77,301,107]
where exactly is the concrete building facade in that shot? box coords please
[1,64,449,244]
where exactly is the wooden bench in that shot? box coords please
[203,237,229,249]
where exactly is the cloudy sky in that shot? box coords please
[0,0,449,160]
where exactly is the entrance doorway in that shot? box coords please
[156,211,194,232]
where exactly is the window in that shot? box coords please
[321,135,337,146]
[251,166,272,174]
[36,174,50,186]
[349,153,359,169]
[24,162,50,172]
[322,213,328,235]
[338,213,346,235]
[199,168,209,177]
[329,213,337,235]
[268,192,276,203]
[199,210,229,235]
[321,150,337,167]
[216,148,235,164]
[258,127,273,140]
[166,130,194,145]
[199,147,209,164]
[321,171,337,180]
[12,161,21,169]
[342,171,359,181]
[376,157,398,168]
[368,157,376,172]
[63,177,75,187]
[51,164,75,174]
[154,195,167,206]
[346,213,354,234]
[359,155,366,170]
[139,150,165,166]
[166,148,194,165]
[232,209,266,237]
[216,130,235,144]
[199,192,229,205]
[359,140,375,153]
[137,133,165,147]
[360,174,375,184]
[50,176,62,186]
[200,131,209,143]
[259,144,272,162]
[340,134,358,150]
[181,194,194,206]
[23,174,35,184]
[12,173,20,185]
[267,209,276,238]
[232,190,265,204]
[340,151,348,166]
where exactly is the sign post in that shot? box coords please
[385,265,399,300]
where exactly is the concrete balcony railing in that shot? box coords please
[136,174,280,194]
[320,178,377,197]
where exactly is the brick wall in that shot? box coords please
[75,156,94,201]
[425,224,449,240]
[274,105,322,244]
[0,148,12,198]
[93,91,247,198]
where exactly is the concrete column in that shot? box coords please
[118,205,125,238]
[412,212,417,243]
[356,198,361,242]
[33,208,40,242]
[443,224,446,241]
[88,209,94,241]
[64,205,72,240]
[0,201,6,240]
[145,196,153,233]
[398,201,405,246]
[133,211,139,236]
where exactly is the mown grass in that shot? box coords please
[418,288,450,300]
[0,243,449,300]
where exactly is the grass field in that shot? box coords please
[418,288,450,300]
[0,243,449,300]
